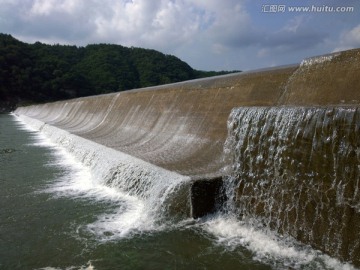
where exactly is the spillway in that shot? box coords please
[14,48,360,266]
[224,106,360,266]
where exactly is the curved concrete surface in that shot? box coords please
[15,48,360,180]
[15,65,297,179]
[15,48,360,179]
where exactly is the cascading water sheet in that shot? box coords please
[223,106,360,266]
[16,114,192,240]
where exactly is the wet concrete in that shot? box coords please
[226,106,360,267]
[15,48,360,265]
[15,64,297,179]
[15,49,360,180]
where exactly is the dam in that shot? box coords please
[14,48,360,267]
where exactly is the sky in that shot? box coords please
[1,0,360,71]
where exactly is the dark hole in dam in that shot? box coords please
[190,177,226,219]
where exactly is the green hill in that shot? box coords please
[0,34,240,111]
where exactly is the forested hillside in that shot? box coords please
[0,34,239,111]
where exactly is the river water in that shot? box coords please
[0,113,356,270]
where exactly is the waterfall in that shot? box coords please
[223,106,360,265]
[16,114,193,237]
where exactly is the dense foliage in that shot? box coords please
[0,34,240,111]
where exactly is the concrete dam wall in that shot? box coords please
[15,64,298,179]
[15,48,360,266]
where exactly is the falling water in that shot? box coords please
[7,111,358,269]
[16,114,192,238]
[223,106,360,266]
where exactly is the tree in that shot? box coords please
[0,33,241,111]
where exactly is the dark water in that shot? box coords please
[0,114,356,270]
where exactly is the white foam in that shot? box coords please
[15,114,190,240]
[203,215,313,265]
[202,214,358,270]
[300,52,340,67]
[86,200,157,241]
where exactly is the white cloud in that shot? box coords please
[256,16,327,54]
[0,0,251,50]
[27,0,89,19]
[0,0,359,70]
[63,0,206,49]
[283,16,306,33]
[257,48,269,58]
[189,0,253,50]
[334,24,360,52]
[87,0,251,52]
[212,43,228,54]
